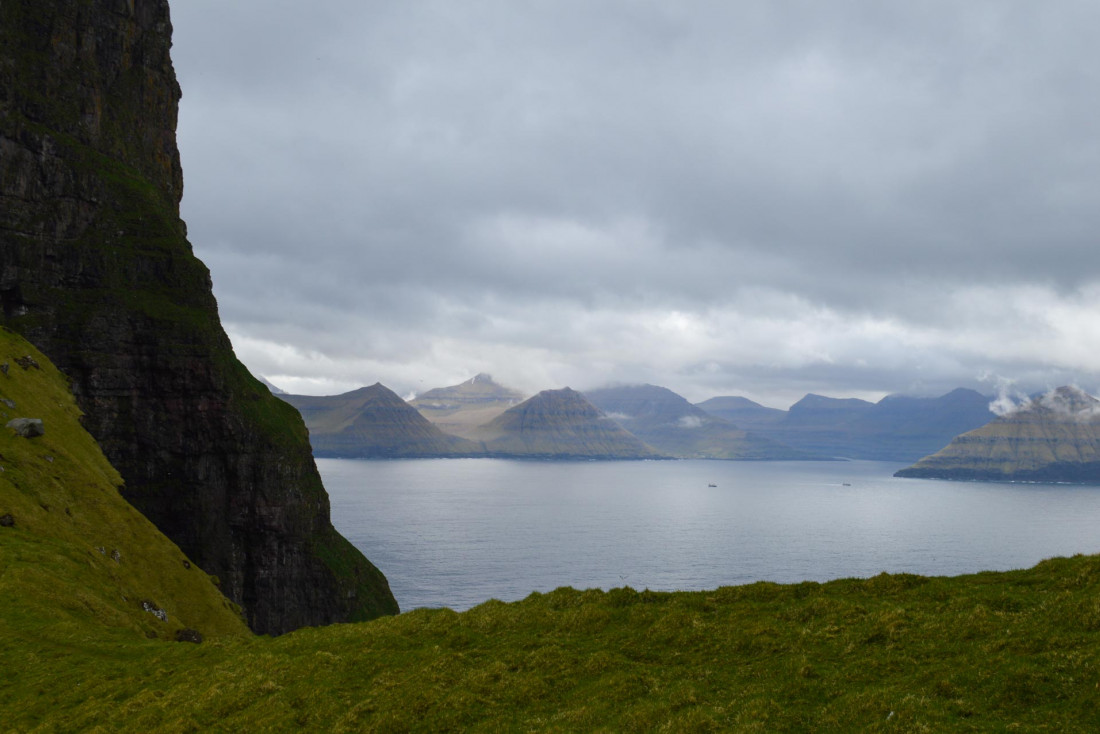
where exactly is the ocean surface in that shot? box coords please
[318,458,1100,612]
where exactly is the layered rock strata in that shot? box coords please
[896,386,1100,483]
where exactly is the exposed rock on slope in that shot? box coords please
[586,384,813,459]
[283,384,484,458]
[476,388,663,459]
[411,374,526,439]
[0,0,396,632]
[896,386,1100,482]
[697,389,994,462]
[0,328,249,641]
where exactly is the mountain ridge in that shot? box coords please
[586,384,816,460]
[696,388,995,461]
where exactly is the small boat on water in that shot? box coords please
[708,483,717,487]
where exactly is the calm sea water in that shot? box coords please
[318,458,1100,612]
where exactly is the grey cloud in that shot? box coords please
[170,1,1100,402]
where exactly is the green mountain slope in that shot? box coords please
[282,384,484,458]
[896,386,1100,482]
[0,327,249,642]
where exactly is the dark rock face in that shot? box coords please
[282,383,485,458]
[896,386,1100,483]
[0,0,397,632]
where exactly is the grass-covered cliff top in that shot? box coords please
[3,325,1099,730]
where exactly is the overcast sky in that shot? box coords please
[168,1,1100,408]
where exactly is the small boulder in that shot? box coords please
[7,418,44,438]
[141,600,167,622]
[0,514,14,527]
[175,628,203,644]
[14,356,39,370]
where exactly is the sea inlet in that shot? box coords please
[320,458,1100,612]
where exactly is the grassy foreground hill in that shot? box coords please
[9,554,1100,730]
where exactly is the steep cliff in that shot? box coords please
[283,383,484,457]
[0,0,397,632]
[896,386,1100,482]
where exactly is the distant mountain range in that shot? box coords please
[282,381,662,459]
[281,376,1008,464]
[585,385,816,460]
[896,386,1100,483]
[696,388,995,462]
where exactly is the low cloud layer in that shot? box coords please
[170,2,1100,407]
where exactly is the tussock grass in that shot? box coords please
[6,556,1100,731]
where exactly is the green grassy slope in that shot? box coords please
[0,327,249,648]
[8,549,1100,729]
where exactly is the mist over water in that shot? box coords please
[320,458,1100,612]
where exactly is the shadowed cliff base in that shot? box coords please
[0,0,397,632]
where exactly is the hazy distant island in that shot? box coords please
[896,386,1100,483]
